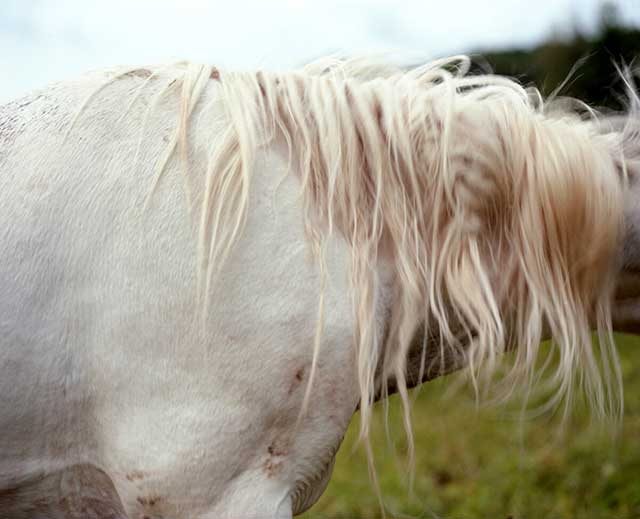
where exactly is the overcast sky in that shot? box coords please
[1,0,639,102]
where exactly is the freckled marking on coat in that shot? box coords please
[137,495,163,507]
[264,440,289,478]
[126,470,147,482]
[0,99,29,157]
[267,443,287,457]
[1,93,64,166]
[263,458,284,478]
[287,365,306,394]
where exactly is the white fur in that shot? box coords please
[0,58,635,518]
[0,68,387,518]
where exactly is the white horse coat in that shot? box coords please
[0,67,377,518]
[1,60,638,518]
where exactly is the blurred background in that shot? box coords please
[2,1,639,517]
[1,0,639,105]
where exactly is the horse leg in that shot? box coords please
[0,464,129,519]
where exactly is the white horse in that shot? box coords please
[0,57,639,519]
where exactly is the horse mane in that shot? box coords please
[71,55,627,488]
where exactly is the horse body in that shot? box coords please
[1,57,639,518]
[0,69,380,518]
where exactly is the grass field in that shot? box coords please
[302,335,640,519]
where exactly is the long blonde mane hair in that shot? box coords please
[73,55,627,490]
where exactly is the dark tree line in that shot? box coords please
[474,4,640,110]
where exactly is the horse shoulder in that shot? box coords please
[0,67,380,518]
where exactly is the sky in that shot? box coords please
[1,0,639,102]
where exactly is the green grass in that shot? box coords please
[302,335,640,519]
